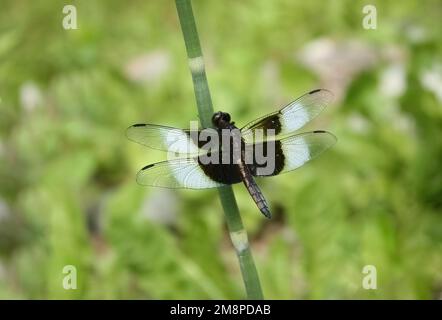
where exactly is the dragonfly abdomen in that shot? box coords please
[238,162,272,219]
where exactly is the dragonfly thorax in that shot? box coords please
[212,111,232,129]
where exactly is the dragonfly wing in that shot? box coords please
[241,89,333,143]
[136,157,229,189]
[248,130,337,177]
[126,124,204,154]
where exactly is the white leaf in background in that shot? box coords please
[420,64,442,103]
[20,81,42,112]
[124,50,171,84]
[141,189,178,226]
[379,64,406,98]
[297,38,377,102]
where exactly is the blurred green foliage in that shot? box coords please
[0,0,441,299]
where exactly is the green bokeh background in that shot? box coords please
[0,0,441,299]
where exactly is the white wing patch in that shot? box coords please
[165,130,200,154]
[278,89,333,133]
[281,136,311,171]
[136,158,224,189]
[279,131,336,173]
[280,106,310,133]
[126,124,201,154]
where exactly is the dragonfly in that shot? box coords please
[127,89,337,219]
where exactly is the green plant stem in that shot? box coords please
[175,0,263,300]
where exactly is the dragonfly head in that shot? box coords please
[212,111,231,128]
